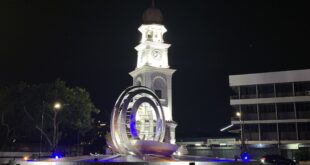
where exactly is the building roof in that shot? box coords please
[229,69,310,86]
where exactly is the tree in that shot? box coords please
[0,80,100,151]
[0,86,15,148]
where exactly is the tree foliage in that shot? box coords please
[0,80,100,150]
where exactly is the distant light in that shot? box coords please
[195,143,202,146]
[219,143,226,146]
[54,102,62,110]
[177,151,182,156]
[236,112,241,117]
[55,155,59,159]
[100,123,106,126]
[23,156,28,161]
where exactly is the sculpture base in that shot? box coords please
[132,140,178,157]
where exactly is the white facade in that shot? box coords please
[229,69,310,146]
[229,69,310,86]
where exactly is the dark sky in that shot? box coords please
[1,0,309,138]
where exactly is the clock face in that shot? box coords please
[152,49,162,60]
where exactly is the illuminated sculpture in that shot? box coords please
[110,86,177,156]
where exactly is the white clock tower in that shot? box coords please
[129,6,177,144]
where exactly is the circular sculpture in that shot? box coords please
[110,86,166,155]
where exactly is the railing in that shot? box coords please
[230,95,239,99]
[295,91,310,96]
[231,117,240,121]
[258,93,275,98]
[230,92,307,99]
[276,92,293,97]
[240,94,257,99]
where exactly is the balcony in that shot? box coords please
[231,119,310,124]
[230,95,310,105]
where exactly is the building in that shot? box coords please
[129,6,177,144]
[228,69,310,157]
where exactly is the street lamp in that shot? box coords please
[54,102,62,110]
[53,102,62,154]
[236,111,241,117]
[237,111,247,158]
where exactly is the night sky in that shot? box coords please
[1,0,309,138]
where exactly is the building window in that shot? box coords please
[294,81,310,96]
[298,123,310,140]
[277,103,295,119]
[296,102,310,119]
[240,85,257,99]
[257,84,275,98]
[260,124,277,141]
[279,123,296,140]
[244,124,259,140]
[241,105,258,120]
[275,83,293,97]
[152,77,167,105]
[155,90,162,99]
[259,104,276,120]
[231,86,240,99]
[135,76,143,86]
[147,31,153,41]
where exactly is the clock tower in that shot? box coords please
[129,6,177,144]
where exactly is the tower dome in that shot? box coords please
[142,7,163,24]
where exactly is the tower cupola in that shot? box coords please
[142,7,163,24]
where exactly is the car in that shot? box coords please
[260,155,295,165]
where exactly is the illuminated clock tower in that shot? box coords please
[129,6,177,144]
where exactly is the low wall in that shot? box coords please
[0,151,50,164]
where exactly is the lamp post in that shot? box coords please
[53,102,62,153]
[237,111,247,159]
[236,112,244,149]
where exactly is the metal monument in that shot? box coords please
[110,86,177,156]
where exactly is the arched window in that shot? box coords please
[147,31,153,41]
[135,76,142,86]
[152,77,167,101]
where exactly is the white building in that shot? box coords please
[229,69,310,151]
[129,6,177,144]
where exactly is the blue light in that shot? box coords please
[241,152,250,162]
[130,114,138,138]
[51,152,62,159]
